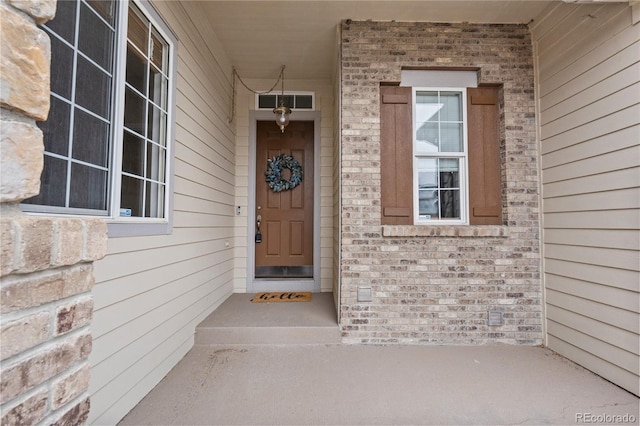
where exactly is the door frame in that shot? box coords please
[247,110,321,293]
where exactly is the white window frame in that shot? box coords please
[412,87,469,225]
[23,0,177,237]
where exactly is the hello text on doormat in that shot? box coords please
[251,292,312,303]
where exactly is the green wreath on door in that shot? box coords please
[265,153,304,192]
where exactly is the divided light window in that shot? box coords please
[23,0,174,223]
[414,89,467,224]
[257,93,314,110]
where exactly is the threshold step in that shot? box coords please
[195,292,341,345]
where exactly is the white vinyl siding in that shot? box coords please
[531,2,639,396]
[88,1,235,423]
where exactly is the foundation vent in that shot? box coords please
[488,310,504,326]
[357,286,373,302]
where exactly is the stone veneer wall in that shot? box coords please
[339,21,542,344]
[0,1,107,424]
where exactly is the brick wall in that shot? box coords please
[0,0,107,424]
[339,21,542,344]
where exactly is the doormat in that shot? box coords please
[251,292,312,303]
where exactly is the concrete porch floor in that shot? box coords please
[119,293,639,425]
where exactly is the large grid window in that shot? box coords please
[23,0,175,227]
[414,89,467,223]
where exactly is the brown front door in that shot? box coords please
[255,121,314,278]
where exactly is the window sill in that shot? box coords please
[382,225,509,238]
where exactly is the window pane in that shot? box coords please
[417,158,438,218]
[148,66,167,106]
[440,92,462,122]
[417,158,438,188]
[419,189,438,218]
[126,44,147,94]
[259,95,276,109]
[438,159,461,219]
[439,159,460,187]
[416,92,440,122]
[147,105,166,145]
[86,0,116,26]
[39,96,71,156]
[145,181,165,218]
[69,163,107,210]
[440,190,460,219]
[128,4,148,53]
[150,28,168,69]
[124,87,146,135]
[45,0,76,44]
[146,143,166,182]
[295,95,313,109]
[23,155,67,207]
[78,1,114,70]
[50,36,74,99]
[72,109,109,166]
[440,123,463,152]
[122,131,145,176]
[121,175,144,217]
[75,56,111,118]
[416,122,439,153]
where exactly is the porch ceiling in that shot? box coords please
[198,0,555,81]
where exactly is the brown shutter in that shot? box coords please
[467,87,502,225]
[380,86,413,225]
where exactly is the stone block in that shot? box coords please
[52,219,83,267]
[1,264,95,314]
[51,364,90,409]
[0,270,64,314]
[83,219,108,262]
[61,264,94,298]
[0,311,50,361]
[0,388,47,426]
[0,218,16,276]
[0,121,44,203]
[17,216,53,273]
[0,4,51,120]
[55,296,93,335]
[6,0,57,24]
